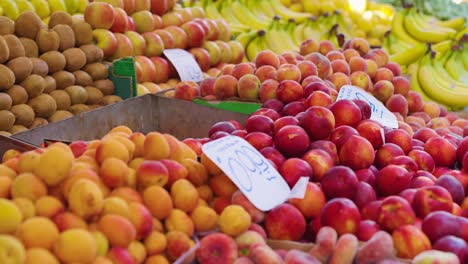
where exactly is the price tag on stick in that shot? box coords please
[163,49,203,83]
[202,135,308,211]
[337,85,399,128]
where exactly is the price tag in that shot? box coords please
[163,49,203,83]
[202,135,308,211]
[337,85,398,128]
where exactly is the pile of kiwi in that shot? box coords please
[0,11,123,136]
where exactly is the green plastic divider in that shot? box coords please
[109,57,137,99]
[192,99,262,115]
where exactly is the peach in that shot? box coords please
[265,203,306,241]
[144,230,166,256]
[365,59,378,78]
[412,250,460,264]
[143,185,173,220]
[329,233,359,264]
[181,158,208,186]
[237,74,260,100]
[289,182,326,219]
[350,71,373,91]
[339,135,375,170]
[392,76,410,96]
[300,39,319,55]
[347,38,370,56]
[386,94,409,117]
[297,60,317,81]
[231,63,255,80]
[190,205,218,232]
[11,173,47,202]
[355,231,396,264]
[68,178,104,220]
[35,196,64,218]
[166,230,193,261]
[259,79,279,102]
[373,67,394,83]
[53,229,97,263]
[392,225,431,259]
[309,226,338,262]
[165,208,194,236]
[412,185,454,218]
[377,196,416,232]
[276,64,301,82]
[304,52,332,79]
[52,212,87,231]
[425,136,457,167]
[34,146,73,187]
[174,81,200,101]
[372,80,394,102]
[327,72,351,91]
[349,56,368,73]
[255,65,277,82]
[214,74,238,99]
[255,50,280,68]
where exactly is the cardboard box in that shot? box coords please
[11,94,249,146]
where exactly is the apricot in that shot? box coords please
[109,125,133,135]
[93,256,113,264]
[171,179,199,213]
[164,134,185,162]
[101,196,130,218]
[16,216,59,249]
[34,146,73,186]
[0,164,17,179]
[100,157,130,188]
[11,172,47,201]
[190,205,219,232]
[52,212,87,231]
[128,240,147,263]
[201,152,222,175]
[0,234,26,263]
[145,254,170,264]
[2,149,21,163]
[12,198,35,220]
[68,179,104,220]
[53,229,97,263]
[165,230,193,261]
[129,157,145,170]
[129,132,146,158]
[0,176,12,198]
[17,151,41,173]
[91,230,109,257]
[164,209,194,237]
[144,230,167,255]
[95,138,130,164]
[24,248,59,264]
[35,196,64,218]
[110,187,143,204]
[143,185,173,220]
[196,184,213,202]
[98,214,136,248]
[144,132,171,160]
[209,173,238,197]
[128,202,153,240]
[219,205,251,237]
[0,198,23,234]
[181,158,208,186]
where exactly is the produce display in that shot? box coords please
[0,0,467,263]
[0,11,121,136]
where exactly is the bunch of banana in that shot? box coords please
[383,7,467,71]
[411,43,468,110]
[0,0,87,20]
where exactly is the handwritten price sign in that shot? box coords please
[163,49,203,83]
[202,135,307,211]
[337,85,398,128]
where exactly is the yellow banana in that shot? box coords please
[432,50,468,88]
[444,49,468,83]
[76,0,88,13]
[267,0,310,23]
[202,0,223,20]
[235,30,258,48]
[407,62,438,103]
[0,6,3,16]
[244,0,271,21]
[31,0,50,18]
[246,30,268,61]
[390,9,420,45]
[404,8,456,43]
[436,17,466,32]
[48,0,68,12]
[218,0,242,25]
[462,47,468,70]
[257,0,276,19]
[0,0,20,20]
[15,0,35,12]
[431,40,454,54]
[230,0,270,30]
[64,0,79,14]
[418,54,468,108]
[390,43,428,66]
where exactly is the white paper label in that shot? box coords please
[337,85,399,128]
[163,49,203,83]
[202,135,308,211]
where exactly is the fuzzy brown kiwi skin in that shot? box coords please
[14,11,43,39]
[39,51,66,74]
[52,71,76,90]
[72,22,93,46]
[0,17,15,36]
[6,57,33,83]
[0,65,15,91]
[48,11,73,28]
[3,34,25,60]
[30,58,49,77]
[0,36,10,63]
[52,24,76,52]
[79,44,104,64]
[63,48,86,72]
[82,63,109,81]
[19,38,39,58]
[35,29,60,54]
[73,70,94,87]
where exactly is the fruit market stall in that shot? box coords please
[0,0,467,263]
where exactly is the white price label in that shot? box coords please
[337,85,398,128]
[163,49,203,83]
[202,136,308,211]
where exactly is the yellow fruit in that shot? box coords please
[53,229,97,263]
[0,235,26,263]
[0,198,23,234]
[17,151,41,173]
[68,179,104,220]
[137,84,150,96]
[31,0,50,19]
[24,248,59,264]
[12,198,35,220]
[15,0,35,12]
[91,230,109,257]
[219,205,251,237]
[64,0,79,13]
[128,240,147,263]
[0,0,20,20]
[34,146,73,187]
[16,217,59,249]
[77,0,88,13]
[48,0,67,12]
[101,197,130,218]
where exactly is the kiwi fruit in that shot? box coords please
[9,125,28,134]
[49,110,74,123]
[72,22,93,46]
[14,11,43,39]
[0,110,15,131]
[6,85,28,105]
[83,63,109,81]
[39,51,66,73]
[50,90,71,110]
[3,35,25,60]
[0,17,15,36]
[36,29,60,54]
[93,79,115,96]
[6,57,33,83]
[65,85,88,105]
[73,71,93,87]
[63,48,86,72]
[80,44,104,64]
[21,74,45,98]
[85,86,104,105]
[52,71,76,90]
[48,11,73,28]
[19,38,39,58]
[31,118,49,129]
[53,25,75,51]
[0,36,10,63]
[0,93,12,110]
[0,65,15,91]
[28,94,57,118]
[43,76,57,94]
[30,58,49,77]
[10,104,35,127]
[100,95,122,106]
[69,104,89,115]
